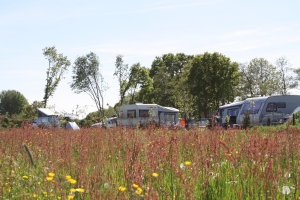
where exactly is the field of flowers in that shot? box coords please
[1,124,300,199]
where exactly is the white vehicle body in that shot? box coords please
[236,95,300,126]
[118,103,179,127]
[217,95,300,127]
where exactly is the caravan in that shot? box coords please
[236,95,300,126]
[118,103,179,127]
[32,108,60,129]
[217,101,244,127]
[217,95,300,127]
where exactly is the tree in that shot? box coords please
[0,90,29,115]
[239,58,279,97]
[149,53,193,107]
[43,46,71,107]
[114,55,129,106]
[187,52,239,118]
[275,56,297,95]
[22,101,45,121]
[70,52,108,119]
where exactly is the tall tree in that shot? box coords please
[70,52,108,119]
[43,46,71,107]
[114,55,129,106]
[188,52,239,118]
[275,56,297,95]
[0,90,29,115]
[239,58,279,97]
[150,53,193,107]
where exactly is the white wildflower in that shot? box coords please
[282,186,290,195]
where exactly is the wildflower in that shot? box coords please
[118,186,126,192]
[282,186,290,195]
[46,176,53,181]
[22,175,29,179]
[43,191,48,195]
[236,151,238,154]
[48,172,55,177]
[68,179,77,184]
[185,161,191,166]
[32,194,37,198]
[132,184,139,188]
[180,163,185,169]
[104,182,110,188]
[68,195,75,199]
[70,188,76,193]
[135,187,143,195]
[7,188,11,193]
[38,182,41,185]
[152,172,159,177]
[66,175,72,180]
[76,188,85,193]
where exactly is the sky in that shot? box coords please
[1,0,300,118]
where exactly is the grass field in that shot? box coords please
[1,124,300,199]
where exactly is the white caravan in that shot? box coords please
[217,101,244,127]
[236,95,300,126]
[118,103,179,127]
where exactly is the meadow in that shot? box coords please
[1,123,300,199]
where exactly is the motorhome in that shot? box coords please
[118,103,179,127]
[236,95,300,126]
[217,101,244,127]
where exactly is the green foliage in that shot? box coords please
[22,101,45,121]
[0,90,29,115]
[43,46,71,107]
[71,52,107,118]
[242,113,251,129]
[188,52,239,118]
[114,55,129,106]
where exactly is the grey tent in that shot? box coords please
[66,121,80,130]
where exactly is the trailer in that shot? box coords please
[217,101,244,127]
[118,103,179,128]
[236,95,300,126]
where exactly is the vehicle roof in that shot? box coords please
[219,101,244,109]
[38,108,56,116]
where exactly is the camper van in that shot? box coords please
[236,95,300,126]
[118,103,179,127]
[217,101,244,127]
[32,108,60,129]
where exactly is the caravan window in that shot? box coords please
[227,107,240,116]
[139,110,149,117]
[277,102,286,108]
[165,113,175,123]
[266,102,277,112]
[127,110,136,118]
[241,102,262,114]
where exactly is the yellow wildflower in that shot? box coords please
[46,176,53,181]
[48,172,55,177]
[69,179,77,184]
[66,175,72,180]
[7,188,11,193]
[32,194,37,198]
[135,187,143,195]
[152,172,159,177]
[118,186,126,192]
[22,175,29,179]
[68,195,75,199]
[70,188,76,193]
[185,161,192,166]
[132,183,139,188]
[76,188,85,193]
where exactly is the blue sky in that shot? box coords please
[1,0,300,118]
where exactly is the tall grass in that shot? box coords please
[1,125,300,199]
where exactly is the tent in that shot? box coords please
[66,121,80,130]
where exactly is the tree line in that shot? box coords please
[1,46,299,127]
